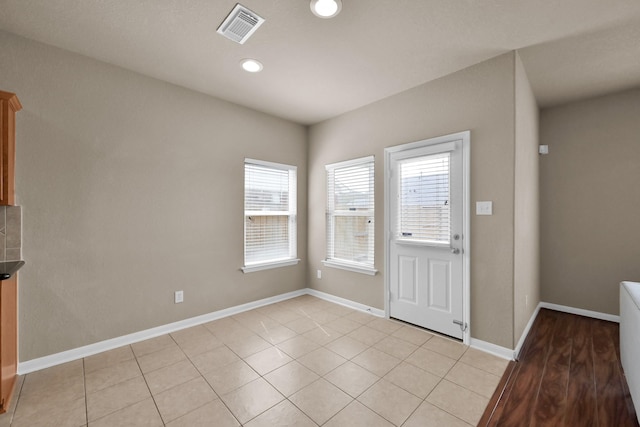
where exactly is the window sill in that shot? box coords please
[242,259,300,273]
[322,260,378,276]
[395,238,450,248]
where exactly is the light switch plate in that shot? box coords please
[476,201,493,215]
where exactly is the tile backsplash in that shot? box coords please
[0,206,21,261]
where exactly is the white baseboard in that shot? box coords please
[540,302,620,323]
[510,301,620,361]
[514,304,541,360]
[18,288,307,375]
[18,288,385,375]
[471,301,619,362]
[22,290,616,375]
[306,288,385,317]
[469,338,513,360]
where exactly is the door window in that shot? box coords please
[397,153,450,245]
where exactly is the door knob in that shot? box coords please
[451,248,460,254]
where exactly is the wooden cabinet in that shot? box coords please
[0,275,16,413]
[0,89,20,412]
[0,91,22,206]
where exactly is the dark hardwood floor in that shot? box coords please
[479,308,639,427]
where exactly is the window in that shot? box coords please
[243,159,298,273]
[324,156,376,275]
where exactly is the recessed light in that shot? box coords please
[310,0,342,18]
[241,59,263,73]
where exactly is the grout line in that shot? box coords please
[11,296,507,426]
[177,336,243,426]
[131,343,167,426]
[5,372,26,426]
[85,346,161,425]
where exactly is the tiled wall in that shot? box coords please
[0,206,21,261]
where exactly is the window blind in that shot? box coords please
[326,156,375,266]
[244,160,296,265]
[398,152,450,244]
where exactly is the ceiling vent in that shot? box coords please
[217,4,265,44]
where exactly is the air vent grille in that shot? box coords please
[217,4,265,44]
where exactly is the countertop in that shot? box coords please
[0,260,25,280]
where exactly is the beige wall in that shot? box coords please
[0,31,308,361]
[308,52,519,348]
[513,53,540,343]
[540,89,640,315]
[0,27,554,359]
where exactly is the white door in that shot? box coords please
[387,134,467,339]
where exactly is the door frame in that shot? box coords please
[384,131,471,344]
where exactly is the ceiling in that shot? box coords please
[1,0,639,125]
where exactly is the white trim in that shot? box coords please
[322,259,378,276]
[384,131,471,344]
[18,289,307,375]
[469,338,514,360]
[393,239,450,248]
[18,288,389,375]
[540,302,620,323]
[243,158,298,269]
[385,139,457,156]
[325,155,375,170]
[245,157,297,171]
[19,285,531,375]
[512,301,621,361]
[306,288,385,317]
[241,258,300,273]
[514,303,541,360]
[383,147,392,318]
[325,156,375,269]
[462,132,471,344]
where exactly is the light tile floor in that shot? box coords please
[0,295,509,426]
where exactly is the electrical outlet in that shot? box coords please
[317,270,322,279]
[175,290,184,304]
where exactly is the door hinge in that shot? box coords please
[453,320,468,332]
